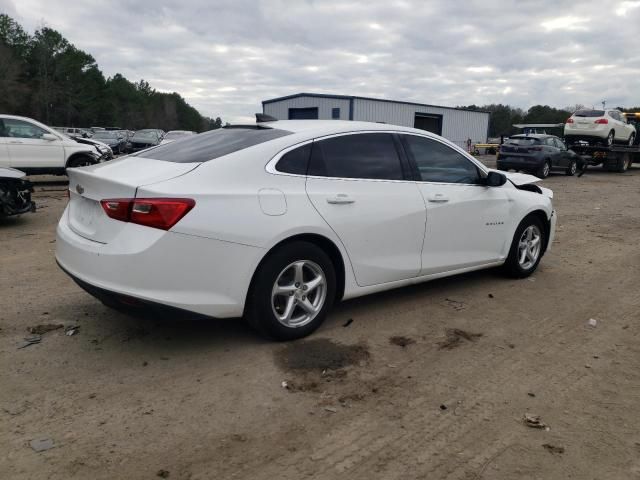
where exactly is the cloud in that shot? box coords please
[8,0,640,122]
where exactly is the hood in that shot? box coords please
[500,171,542,186]
[0,167,27,179]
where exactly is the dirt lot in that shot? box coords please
[2,160,639,479]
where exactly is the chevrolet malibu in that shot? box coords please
[56,118,556,340]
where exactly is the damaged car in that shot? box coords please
[56,118,556,341]
[0,167,35,217]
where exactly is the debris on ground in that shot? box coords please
[64,325,80,336]
[338,393,365,404]
[276,338,369,371]
[488,293,494,298]
[444,298,466,311]
[542,443,565,454]
[324,406,338,413]
[30,437,55,452]
[587,318,597,328]
[27,324,63,335]
[156,469,170,478]
[389,335,416,348]
[342,318,353,328]
[439,404,448,411]
[281,381,289,389]
[528,392,536,397]
[523,413,549,430]
[18,335,42,349]
[438,328,483,350]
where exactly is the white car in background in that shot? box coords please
[564,109,636,146]
[0,115,105,175]
[160,130,197,144]
[56,118,556,340]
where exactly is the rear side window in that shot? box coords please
[308,133,403,180]
[136,127,292,163]
[574,110,605,117]
[402,135,481,184]
[275,143,311,175]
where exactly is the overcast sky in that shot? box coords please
[3,0,640,122]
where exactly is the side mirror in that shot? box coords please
[41,133,58,141]
[485,171,507,187]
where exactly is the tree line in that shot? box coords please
[0,14,223,132]
[461,103,640,139]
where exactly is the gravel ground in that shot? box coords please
[1,159,639,479]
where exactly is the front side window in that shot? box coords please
[309,133,404,180]
[545,138,556,147]
[402,134,481,184]
[0,119,48,139]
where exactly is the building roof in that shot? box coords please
[262,92,490,115]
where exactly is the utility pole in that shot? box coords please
[602,100,606,109]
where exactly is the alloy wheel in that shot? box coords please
[518,225,542,270]
[271,260,327,328]
[542,162,550,177]
[570,161,577,175]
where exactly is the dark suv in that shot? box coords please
[497,134,579,179]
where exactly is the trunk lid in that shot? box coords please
[66,157,199,243]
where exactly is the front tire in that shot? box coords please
[245,241,336,340]
[66,155,95,170]
[502,216,546,278]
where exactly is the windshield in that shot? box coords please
[137,127,292,163]
[93,131,118,139]
[506,137,540,146]
[574,110,605,117]
[132,131,158,140]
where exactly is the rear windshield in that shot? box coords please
[506,137,541,146]
[574,110,604,117]
[136,127,292,163]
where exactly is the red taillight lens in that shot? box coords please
[595,118,608,124]
[100,198,195,230]
[100,199,132,222]
[566,118,574,124]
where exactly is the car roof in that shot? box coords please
[510,134,554,138]
[249,120,448,141]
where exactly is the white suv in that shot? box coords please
[0,115,105,175]
[564,109,636,146]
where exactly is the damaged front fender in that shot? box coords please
[0,167,36,217]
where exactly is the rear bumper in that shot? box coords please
[55,206,264,318]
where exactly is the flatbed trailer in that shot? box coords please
[567,143,640,173]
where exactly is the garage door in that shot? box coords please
[289,107,319,120]
[414,113,443,135]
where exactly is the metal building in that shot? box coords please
[262,93,490,148]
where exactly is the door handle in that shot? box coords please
[326,194,355,205]
[428,194,449,203]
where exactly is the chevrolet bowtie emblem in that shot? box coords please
[76,184,84,195]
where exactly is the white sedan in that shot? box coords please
[56,118,556,340]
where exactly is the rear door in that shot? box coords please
[0,119,10,167]
[399,133,511,275]
[543,137,563,167]
[3,118,64,169]
[305,132,426,287]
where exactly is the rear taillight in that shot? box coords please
[100,198,195,230]
[595,118,608,124]
[566,118,574,124]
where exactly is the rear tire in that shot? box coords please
[565,159,577,176]
[536,160,551,179]
[606,130,615,146]
[245,241,336,341]
[502,215,546,278]
[629,133,635,146]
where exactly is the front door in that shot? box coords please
[3,118,64,169]
[305,132,426,287]
[399,133,510,275]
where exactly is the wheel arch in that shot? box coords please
[65,151,96,169]
[521,209,551,255]
[248,233,347,305]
